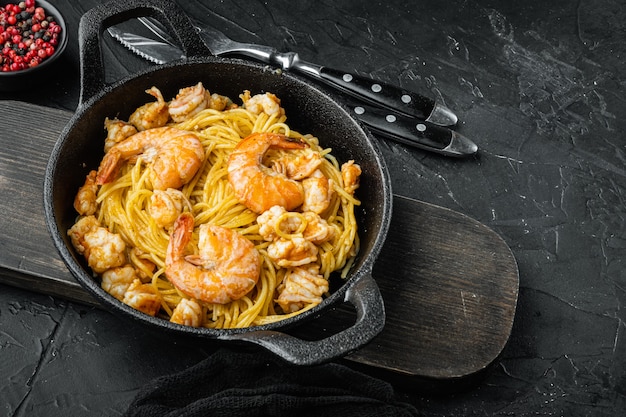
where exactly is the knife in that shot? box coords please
[345,99,478,156]
[107,24,478,157]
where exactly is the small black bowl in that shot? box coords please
[0,0,68,92]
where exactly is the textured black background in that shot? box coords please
[2,0,625,415]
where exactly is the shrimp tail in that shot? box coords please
[96,148,123,185]
[166,212,194,263]
[73,170,99,216]
[268,133,307,150]
[184,254,205,266]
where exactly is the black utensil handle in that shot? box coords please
[353,103,451,150]
[346,101,478,157]
[318,66,435,120]
[78,0,208,106]
[220,271,385,365]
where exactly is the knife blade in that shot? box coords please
[131,17,459,127]
[107,25,478,157]
[107,30,184,64]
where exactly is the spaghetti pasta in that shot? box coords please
[69,83,361,329]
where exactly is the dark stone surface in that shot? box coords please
[1,0,625,415]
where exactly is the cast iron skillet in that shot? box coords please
[43,0,392,365]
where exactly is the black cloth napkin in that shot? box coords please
[124,347,419,417]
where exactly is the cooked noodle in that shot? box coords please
[76,89,360,329]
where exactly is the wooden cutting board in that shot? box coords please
[0,100,518,381]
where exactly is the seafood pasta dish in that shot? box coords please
[68,82,362,329]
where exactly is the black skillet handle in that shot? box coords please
[220,270,385,365]
[78,0,208,106]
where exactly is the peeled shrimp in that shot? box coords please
[301,169,334,214]
[165,213,261,304]
[271,149,322,180]
[168,82,211,123]
[267,237,318,267]
[257,206,335,245]
[150,188,191,229]
[227,132,307,213]
[74,170,99,216]
[341,160,361,195]
[101,265,137,301]
[276,264,328,313]
[104,118,138,153]
[240,90,282,115]
[96,127,205,191]
[208,93,235,111]
[68,215,126,274]
[129,247,156,281]
[170,298,203,327]
[122,279,162,316]
[257,205,300,241]
[301,211,336,244]
[129,86,170,131]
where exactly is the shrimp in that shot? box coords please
[101,265,137,301]
[68,215,99,253]
[150,188,191,229]
[267,237,318,267]
[301,211,336,244]
[227,132,307,213]
[165,213,261,304]
[257,206,335,244]
[170,298,203,327]
[122,279,162,316]
[74,170,99,216]
[271,149,322,180]
[208,93,236,111]
[341,160,361,195]
[168,82,211,122]
[68,215,126,274]
[128,86,170,131]
[301,169,334,214]
[240,90,283,115]
[257,205,299,241]
[129,247,156,281]
[103,118,138,153]
[276,264,328,313]
[96,126,205,191]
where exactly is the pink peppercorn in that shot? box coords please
[0,0,62,72]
